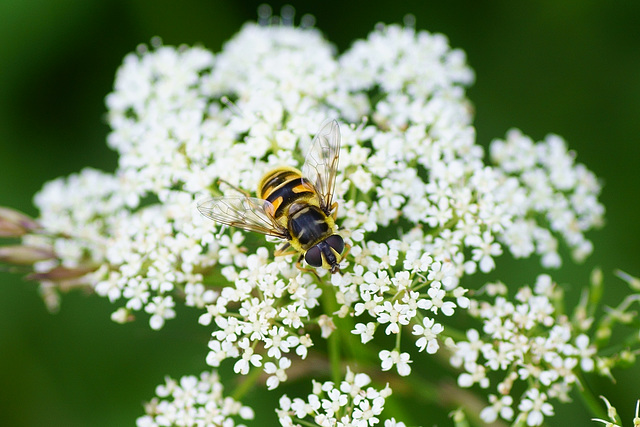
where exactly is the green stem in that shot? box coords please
[575,371,607,420]
[291,418,322,427]
[231,365,263,401]
[327,322,342,384]
[321,283,343,383]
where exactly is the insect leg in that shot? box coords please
[341,242,352,260]
[335,242,352,275]
[217,179,253,198]
[330,201,339,220]
[295,254,320,279]
[274,242,298,257]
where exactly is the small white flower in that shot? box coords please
[469,231,503,273]
[379,350,412,376]
[422,284,456,316]
[352,322,376,344]
[449,328,484,367]
[233,338,262,375]
[264,357,291,390]
[206,339,239,367]
[518,388,554,426]
[412,317,444,354]
[375,300,406,335]
[318,314,336,338]
[457,362,489,388]
[144,295,176,330]
[264,326,299,359]
[480,394,514,423]
[575,333,595,372]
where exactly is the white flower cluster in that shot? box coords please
[276,368,405,427]
[190,23,481,381]
[448,274,597,426]
[136,370,254,427]
[24,13,605,425]
[28,168,123,268]
[490,129,604,267]
[333,247,465,377]
[30,165,217,328]
[198,256,321,389]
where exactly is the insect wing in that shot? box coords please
[301,119,341,213]
[197,197,287,239]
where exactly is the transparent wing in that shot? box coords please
[301,119,341,213]
[197,197,288,239]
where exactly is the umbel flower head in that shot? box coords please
[449,274,597,425]
[1,9,606,427]
[137,370,255,427]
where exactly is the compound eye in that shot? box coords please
[305,246,322,267]
[326,235,345,255]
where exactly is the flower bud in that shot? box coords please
[594,396,619,425]
[619,349,636,368]
[0,207,41,237]
[595,321,612,342]
[111,307,135,324]
[615,269,640,291]
[0,245,56,265]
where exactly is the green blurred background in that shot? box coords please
[1,1,639,425]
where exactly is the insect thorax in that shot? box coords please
[288,205,336,251]
[258,166,336,251]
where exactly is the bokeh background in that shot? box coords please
[1,1,639,425]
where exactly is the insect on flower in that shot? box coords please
[198,120,348,274]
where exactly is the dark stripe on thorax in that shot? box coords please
[289,205,330,248]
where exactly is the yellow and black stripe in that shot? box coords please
[258,166,337,253]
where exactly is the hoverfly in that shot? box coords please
[197,120,347,274]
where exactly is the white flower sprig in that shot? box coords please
[24,18,603,341]
[276,367,404,427]
[0,8,613,426]
[449,274,597,426]
[136,370,254,427]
